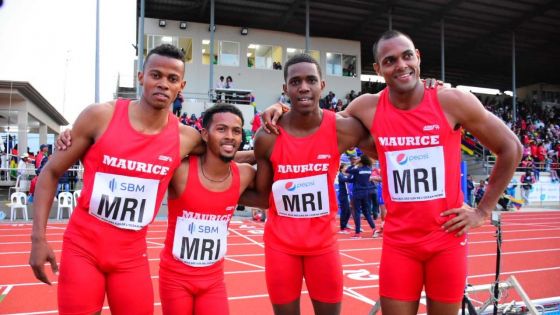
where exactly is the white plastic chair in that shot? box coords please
[9,192,28,221]
[57,192,73,220]
[73,190,81,207]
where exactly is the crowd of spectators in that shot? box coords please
[474,95,560,182]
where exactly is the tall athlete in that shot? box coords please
[253,54,374,315]
[160,104,256,315]
[29,44,205,315]
[262,31,522,315]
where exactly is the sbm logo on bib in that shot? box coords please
[89,173,158,230]
[173,214,228,267]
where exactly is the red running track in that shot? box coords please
[0,210,559,314]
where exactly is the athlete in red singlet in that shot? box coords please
[253,54,374,315]
[340,31,522,315]
[261,31,522,315]
[29,44,205,315]
[159,104,256,315]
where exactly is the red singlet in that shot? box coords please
[371,87,464,246]
[265,109,340,255]
[160,155,240,276]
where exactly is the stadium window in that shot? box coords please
[247,44,282,69]
[202,39,219,65]
[327,52,356,77]
[220,41,240,67]
[286,48,320,63]
[144,34,193,63]
[202,40,239,66]
[342,55,357,77]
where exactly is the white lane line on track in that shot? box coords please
[3,265,560,290]
[225,257,265,269]
[340,252,365,262]
[227,228,264,248]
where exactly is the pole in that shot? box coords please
[441,19,445,82]
[305,0,310,53]
[493,222,502,315]
[388,7,392,30]
[512,32,517,125]
[209,0,215,96]
[95,0,100,103]
[136,0,145,98]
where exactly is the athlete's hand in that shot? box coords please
[56,128,72,151]
[29,238,59,285]
[261,102,287,135]
[423,78,444,89]
[440,203,488,237]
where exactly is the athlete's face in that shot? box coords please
[202,112,243,162]
[138,54,186,110]
[283,62,325,114]
[374,35,421,94]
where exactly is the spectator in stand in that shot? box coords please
[224,76,234,103]
[180,113,188,125]
[225,76,233,89]
[18,154,30,177]
[9,156,17,180]
[216,75,225,89]
[35,144,49,169]
[537,142,547,169]
[520,169,536,204]
[172,92,183,117]
[550,156,560,183]
[335,99,344,112]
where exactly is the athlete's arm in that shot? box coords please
[335,115,377,159]
[439,89,522,236]
[237,163,256,194]
[234,150,256,165]
[239,129,275,209]
[167,158,189,199]
[338,93,379,131]
[30,103,112,285]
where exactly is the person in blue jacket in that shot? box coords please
[347,154,377,238]
[337,163,352,233]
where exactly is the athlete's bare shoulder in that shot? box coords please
[169,157,190,199]
[72,100,117,141]
[339,92,381,130]
[178,124,203,157]
[436,86,486,128]
[253,127,278,159]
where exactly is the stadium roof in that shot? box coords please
[138,0,560,91]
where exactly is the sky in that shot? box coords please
[0,0,136,126]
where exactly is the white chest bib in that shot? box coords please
[89,172,158,230]
[385,146,446,202]
[172,216,228,267]
[272,174,330,218]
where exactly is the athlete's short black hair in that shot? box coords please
[202,104,244,129]
[372,29,413,63]
[284,53,322,81]
[144,44,185,70]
